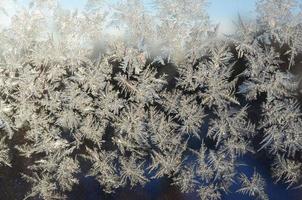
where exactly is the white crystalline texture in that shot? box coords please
[0,0,301,199]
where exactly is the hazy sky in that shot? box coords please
[5,0,259,33]
[208,0,256,33]
[58,0,257,19]
[61,0,258,33]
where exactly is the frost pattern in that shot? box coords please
[0,0,301,199]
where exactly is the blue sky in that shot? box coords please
[14,0,258,33]
[20,0,257,19]
[58,0,257,17]
[60,0,257,33]
[207,0,257,33]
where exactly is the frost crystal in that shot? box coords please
[0,0,301,199]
